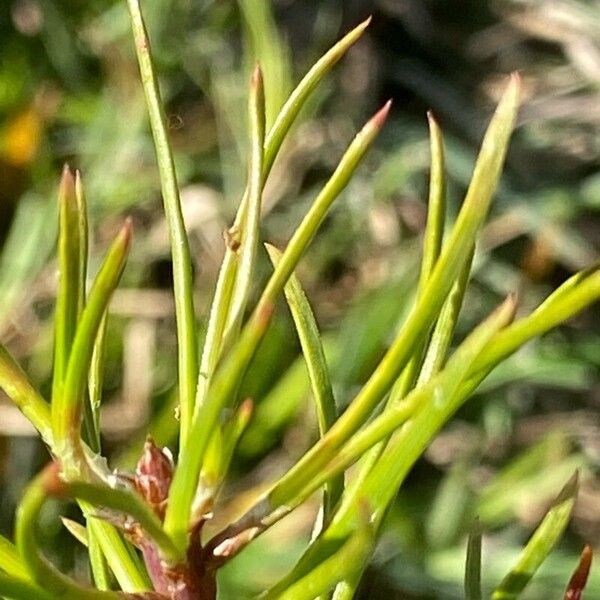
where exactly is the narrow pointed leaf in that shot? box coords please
[387,111,447,404]
[472,262,600,378]
[52,221,132,476]
[237,0,291,129]
[74,172,103,460]
[223,65,266,346]
[74,170,88,318]
[196,67,266,413]
[263,17,371,174]
[267,243,343,522]
[564,544,593,600]
[127,0,197,443]
[0,345,51,443]
[465,518,483,600]
[492,472,579,599]
[419,111,447,291]
[52,166,82,401]
[0,534,29,580]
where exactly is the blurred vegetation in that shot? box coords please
[0,0,599,598]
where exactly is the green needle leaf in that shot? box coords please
[195,17,371,431]
[0,344,51,443]
[52,220,132,477]
[472,262,600,378]
[52,166,82,403]
[465,518,483,600]
[74,170,88,318]
[386,111,448,406]
[266,243,343,523]
[0,534,29,580]
[127,0,197,443]
[419,111,447,291]
[492,471,579,599]
[195,66,266,411]
[263,17,372,175]
[224,65,266,347]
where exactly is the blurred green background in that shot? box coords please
[1,0,600,598]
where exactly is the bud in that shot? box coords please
[134,437,174,519]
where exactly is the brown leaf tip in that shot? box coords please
[371,100,392,130]
[59,164,76,202]
[426,110,439,127]
[121,217,134,244]
[251,63,264,89]
[359,15,373,30]
[503,291,519,322]
[565,544,593,600]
